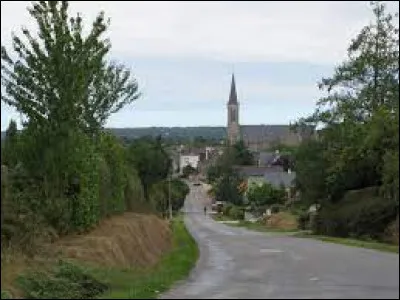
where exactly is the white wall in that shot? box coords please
[179,155,200,173]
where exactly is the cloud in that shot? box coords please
[2,1,399,65]
[1,1,399,130]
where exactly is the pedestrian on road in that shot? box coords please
[204,206,207,216]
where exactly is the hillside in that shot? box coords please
[1,127,227,142]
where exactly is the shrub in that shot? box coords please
[1,290,11,299]
[229,206,244,220]
[270,204,284,214]
[16,260,108,299]
[313,188,398,239]
[297,211,310,230]
[222,203,233,216]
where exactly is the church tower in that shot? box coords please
[227,74,241,145]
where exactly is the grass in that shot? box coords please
[88,215,199,299]
[231,221,302,234]
[211,213,301,234]
[2,216,198,299]
[212,212,399,254]
[294,233,399,254]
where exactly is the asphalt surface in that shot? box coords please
[161,184,399,299]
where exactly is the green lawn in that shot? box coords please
[89,216,199,299]
[294,233,399,254]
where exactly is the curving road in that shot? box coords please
[161,184,399,299]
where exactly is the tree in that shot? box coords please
[2,119,20,167]
[1,1,140,136]
[214,170,244,206]
[232,140,254,165]
[127,138,171,200]
[247,182,286,208]
[182,164,196,178]
[293,1,399,238]
[295,1,399,203]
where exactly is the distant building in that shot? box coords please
[226,74,314,151]
[234,165,297,201]
[179,154,200,174]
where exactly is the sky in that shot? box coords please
[1,1,399,130]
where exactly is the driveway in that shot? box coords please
[161,185,399,299]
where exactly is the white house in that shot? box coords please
[179,154,200,173]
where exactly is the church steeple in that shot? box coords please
[227,73,240,145]
[228,73,238,105]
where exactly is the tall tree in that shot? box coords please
[1,1,140,135]
[128,138,171,200]
[295,1,399,204]
[2,119,20,167]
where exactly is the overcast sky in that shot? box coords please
[1,1,399,130]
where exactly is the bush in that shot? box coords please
[247,182,285,208]
[270,204,284,214]
[222,203,233,216]
[98,133,128,216]
[229,206,244,220]
[313,188,398,239]
[16,261,108,299]
[297,211,310,230]
[1,290,11,299]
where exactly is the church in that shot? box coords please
[226,74,313,151]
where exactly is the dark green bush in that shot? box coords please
[229,206,244,220]
[297,211,310,230]
[17,260,108,299]
[270,204,284,214]
[313,188,398,239]
[222,203,233,216]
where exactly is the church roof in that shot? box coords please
[241,124,314,143]
[227,73,238,105]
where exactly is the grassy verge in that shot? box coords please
[211,213,398,253]
[10,216,198,299]
[211,214,301,234]
[230,221,302,234]
[91,215,199,299]
[294,233,399,254]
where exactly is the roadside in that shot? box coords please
[211,211,399,254]
[1,214,198,299]
[91,215,198,299]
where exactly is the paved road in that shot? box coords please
[161,185,399,299]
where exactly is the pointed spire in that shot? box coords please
[228,73,238,105]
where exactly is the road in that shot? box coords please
[161,184,399,299]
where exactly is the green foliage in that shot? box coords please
[182,165,196,178]
[214,171,244,206]
[98,133,128,216]
[124,168,146,212]
[313,188,398,240]
[270,203,284,214]
[148,179,189,216]
[228,206,244,220]
[1,290,11,299]
[2,120,20,168]
[222,203,233,216]
[247,183,286,208]
[127,138,171,200]
[231,140,254,165]
[1,1,140,135]
[0,0,145,250]
[297,211,310,231]
[17,260,108,299]
[294,2,399,240]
